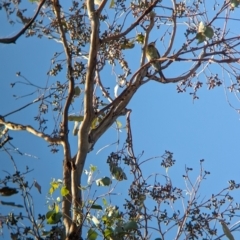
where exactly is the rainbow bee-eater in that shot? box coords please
[146,41,165,80]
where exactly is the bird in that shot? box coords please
[146,41,165,80]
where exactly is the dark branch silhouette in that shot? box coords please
[0,0,46,44]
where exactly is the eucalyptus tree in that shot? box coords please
[1,0,240,239]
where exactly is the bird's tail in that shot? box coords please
[159,70,165,80]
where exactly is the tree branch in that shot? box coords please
[52,0,75,235]
[91,48,206,140]
[3,94,52,118]
[0,0,46,44]
[0,118,62,145]
[101,0,159,43]
[0,135,13,148]
[164,0,177,57]
[96,0,108,14]
[174,57,240,64]
[68,0,100,237]
[90,78,146,149]
[151,49,206,83]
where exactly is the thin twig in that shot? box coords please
[0,0,46,44]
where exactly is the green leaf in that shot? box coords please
[104,228,113,237]
[0,201,23,208]
[123,221,138,231]
[220,221,235,240]
[42,231,51,236]
[111,166,127,181]
[196,22,213,42]
[136,33,145,44]
[46,210,54,220]
[102,214,116,227]
[49,187,54,195]
[96,177,112,186]
[90,164,97,172]
[138,194,146,204]
[149,11,156,18]
[0,187,18,196]
[114,225,124,235]
[106,206,121,219]
[34,180,42,194]
[196,32,206,44]
[55,204,59,213]
[102,198,107,206]
[54,212,62,223]
[204,26,214,39]
[46,211,62,224]
[116,120,122,128]
[91,117,98,129]
[51,182,59,189]
[74,86,81,97]
[91,204,103,210]
[60,186,69,197]
[87,228,98,240]
[49,180,61,194]
[121,41,135,50]
[109,0,114,8]
[68,115,84,122]
[231,0,240,9]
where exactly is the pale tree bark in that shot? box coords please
[1,0,240,239]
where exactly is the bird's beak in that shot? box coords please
[154,39,158,44]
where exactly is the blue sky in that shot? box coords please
[1,1,240,239]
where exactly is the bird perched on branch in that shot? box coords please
[146,41,165,80]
